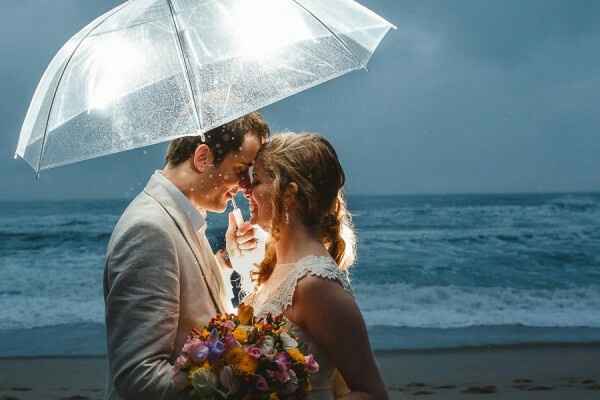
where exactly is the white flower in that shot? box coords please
[260,336,277,359]
[190,367,218,396]
[279,332,298,350]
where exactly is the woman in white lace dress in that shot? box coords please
[241,133,388,400]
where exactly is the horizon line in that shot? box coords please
[0,189,599,203]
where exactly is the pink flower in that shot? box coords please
[247,346,262,359]
[305,354,320,374]
[223,334,239,349]
[175,355,189,370]
[182,338,202,354]
[223,320,236,330]
[255,375,269,391]
[189,342,210,364]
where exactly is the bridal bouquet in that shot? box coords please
[173,305,319,399]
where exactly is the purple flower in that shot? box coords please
[305,354,320,374]
[255,375,269,392]
[189,342,210,364]
[208,340,225,361]
[247,346,262,359]
[275,352,291,371]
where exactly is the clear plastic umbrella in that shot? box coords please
[15,0,395,174]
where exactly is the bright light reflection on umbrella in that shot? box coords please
[15,0,396,175]
[87,37,147,111]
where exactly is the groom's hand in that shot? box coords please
[225,212,257,258]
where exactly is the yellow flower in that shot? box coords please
[270,393,280,400]
[224,347,257,375]
[237,352,258,375]
[287,348,306,364]
[237,304,254,325]
[233,327,248,343]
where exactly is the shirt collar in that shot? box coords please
[153,170,206,233]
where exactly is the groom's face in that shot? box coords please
[196,133,262,212]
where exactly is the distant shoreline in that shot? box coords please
[4,340,600,361]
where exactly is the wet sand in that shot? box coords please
[1,343,600,399]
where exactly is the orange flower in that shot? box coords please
[225,347,244,363]
[224,347,257,375]
[237,304,254,325]
[237,352,258,375]
[286,348,306,364]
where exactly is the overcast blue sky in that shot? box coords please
[1,0,599,200]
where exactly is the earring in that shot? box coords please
[285,210,289,224]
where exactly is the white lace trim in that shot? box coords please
[243,255,353,320]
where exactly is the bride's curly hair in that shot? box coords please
[254,133,357,285]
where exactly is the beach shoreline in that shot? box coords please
[2,343,600,399]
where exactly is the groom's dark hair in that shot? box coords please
[165,112,270,166]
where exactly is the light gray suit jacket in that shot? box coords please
[103,175,228,400]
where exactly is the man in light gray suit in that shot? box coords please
[103,112,270,400]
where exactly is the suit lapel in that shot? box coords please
[144,175,227,314]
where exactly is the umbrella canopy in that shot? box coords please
[15,0,395,173]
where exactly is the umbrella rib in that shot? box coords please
[35,1,129,177]
[165,0,204,140]
[288,0,365,70]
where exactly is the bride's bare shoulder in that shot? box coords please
[289,274,353,319]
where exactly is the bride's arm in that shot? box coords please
[288,276,389,400]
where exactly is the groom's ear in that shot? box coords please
[192,144,212,172]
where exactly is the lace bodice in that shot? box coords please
[242,255,352,399]
[242,255,353,320]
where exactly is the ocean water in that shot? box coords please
[1,193,600,356]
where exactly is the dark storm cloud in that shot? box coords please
[0,0,598,199]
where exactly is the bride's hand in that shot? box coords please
[225,211,257,258]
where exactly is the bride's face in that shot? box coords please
[249,159,274,230]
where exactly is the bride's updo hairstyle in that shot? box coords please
[255,132,356,285]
